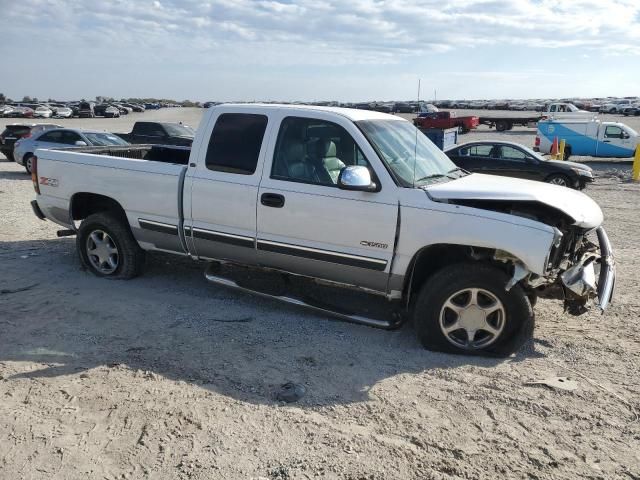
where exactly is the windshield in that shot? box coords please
[84,133,129,146]
[357,119,459,187]
[164,123,195,137]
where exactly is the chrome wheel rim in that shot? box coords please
[439,288,506,350]
[549,176,567,186]
[86,230,119,274]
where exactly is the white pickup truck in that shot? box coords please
[30,104,615,356]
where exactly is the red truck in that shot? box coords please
[413,111,479,133]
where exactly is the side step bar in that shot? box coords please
[204,265,398,330]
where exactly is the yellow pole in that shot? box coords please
[559,139,566,161]
[633,146,640,182]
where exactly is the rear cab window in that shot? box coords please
[205,113,268,175]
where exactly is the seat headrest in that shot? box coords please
[308,139,337,158]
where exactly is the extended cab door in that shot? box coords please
[256,112,398,293]
[185,109,271,263]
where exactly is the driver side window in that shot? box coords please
[604,126,623,139]
[271,117,372,187]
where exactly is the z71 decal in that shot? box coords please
[39,177,59,187]
[360,240,388,249]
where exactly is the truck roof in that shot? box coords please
[218,103,405,122]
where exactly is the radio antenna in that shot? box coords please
[412,78,421,188]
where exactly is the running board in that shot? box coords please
[204,266,397,330]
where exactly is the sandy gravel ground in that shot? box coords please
[1,109,639,479]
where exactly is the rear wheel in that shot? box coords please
[77,212,145,279]
[546,173,571,187]
[412,263,533,356]
[563,146,572,161]
[24,154,35,174]
[495,120,509,132]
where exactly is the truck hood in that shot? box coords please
[426,173,603,229]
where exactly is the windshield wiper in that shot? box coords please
[414,173,448,183]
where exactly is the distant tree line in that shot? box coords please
[0,93,200,107]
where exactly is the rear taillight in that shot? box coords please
[31,156,40,194]
[535,136,540,147]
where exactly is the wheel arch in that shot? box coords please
[402,243,518,307]
[70,192,127,223]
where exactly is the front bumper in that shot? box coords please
[595,227,615,310]
[560,226,615,312]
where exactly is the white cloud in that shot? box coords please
[4,0,640,60]
[1,0,638,100]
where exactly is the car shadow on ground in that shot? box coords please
[0,238,545,406]
[0,170,29,180]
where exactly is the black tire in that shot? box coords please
[24,153,35,174]
[546,173,571,187]
[412,263,533,356]
[495,120,508,132]
[76,212,145,279]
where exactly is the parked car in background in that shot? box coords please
[600,100,632,114]
[414,111,479,133]
[116,121,195,146]
[535,118,639,159]
[123,103,145,112]
[33,105,53,118]
[94,104,120,118]
[0,123,61,161]
[78,101,96,118]
[48,104,73,118]
[392,102,414,113]
[543,103,590,116]
[113,103,132,115]
[445,140,593,189]
[6,106,34,118]
[14,128,129,172]
[622,104,640,116]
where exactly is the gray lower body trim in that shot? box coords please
[256,239,388,271]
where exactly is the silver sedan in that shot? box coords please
[14,128,129,173]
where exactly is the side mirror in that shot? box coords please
[622,133,630,139]
[337,166,377,192]
[75,141,88,146]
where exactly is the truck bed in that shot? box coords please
[34,145,188,236]
[70,144,191,165]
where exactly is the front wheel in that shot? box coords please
[413,263,533,356]
[77,212,145,279]
[546,173,571,187]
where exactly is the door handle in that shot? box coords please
[603,140,611,143]
[261,193,285,208]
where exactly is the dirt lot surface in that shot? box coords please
[1,109,639,479]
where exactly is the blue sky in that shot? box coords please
[2,0,639,102]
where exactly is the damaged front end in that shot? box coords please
[557,227,615,314]
[517,225,615,315]
[467,200,616,315]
